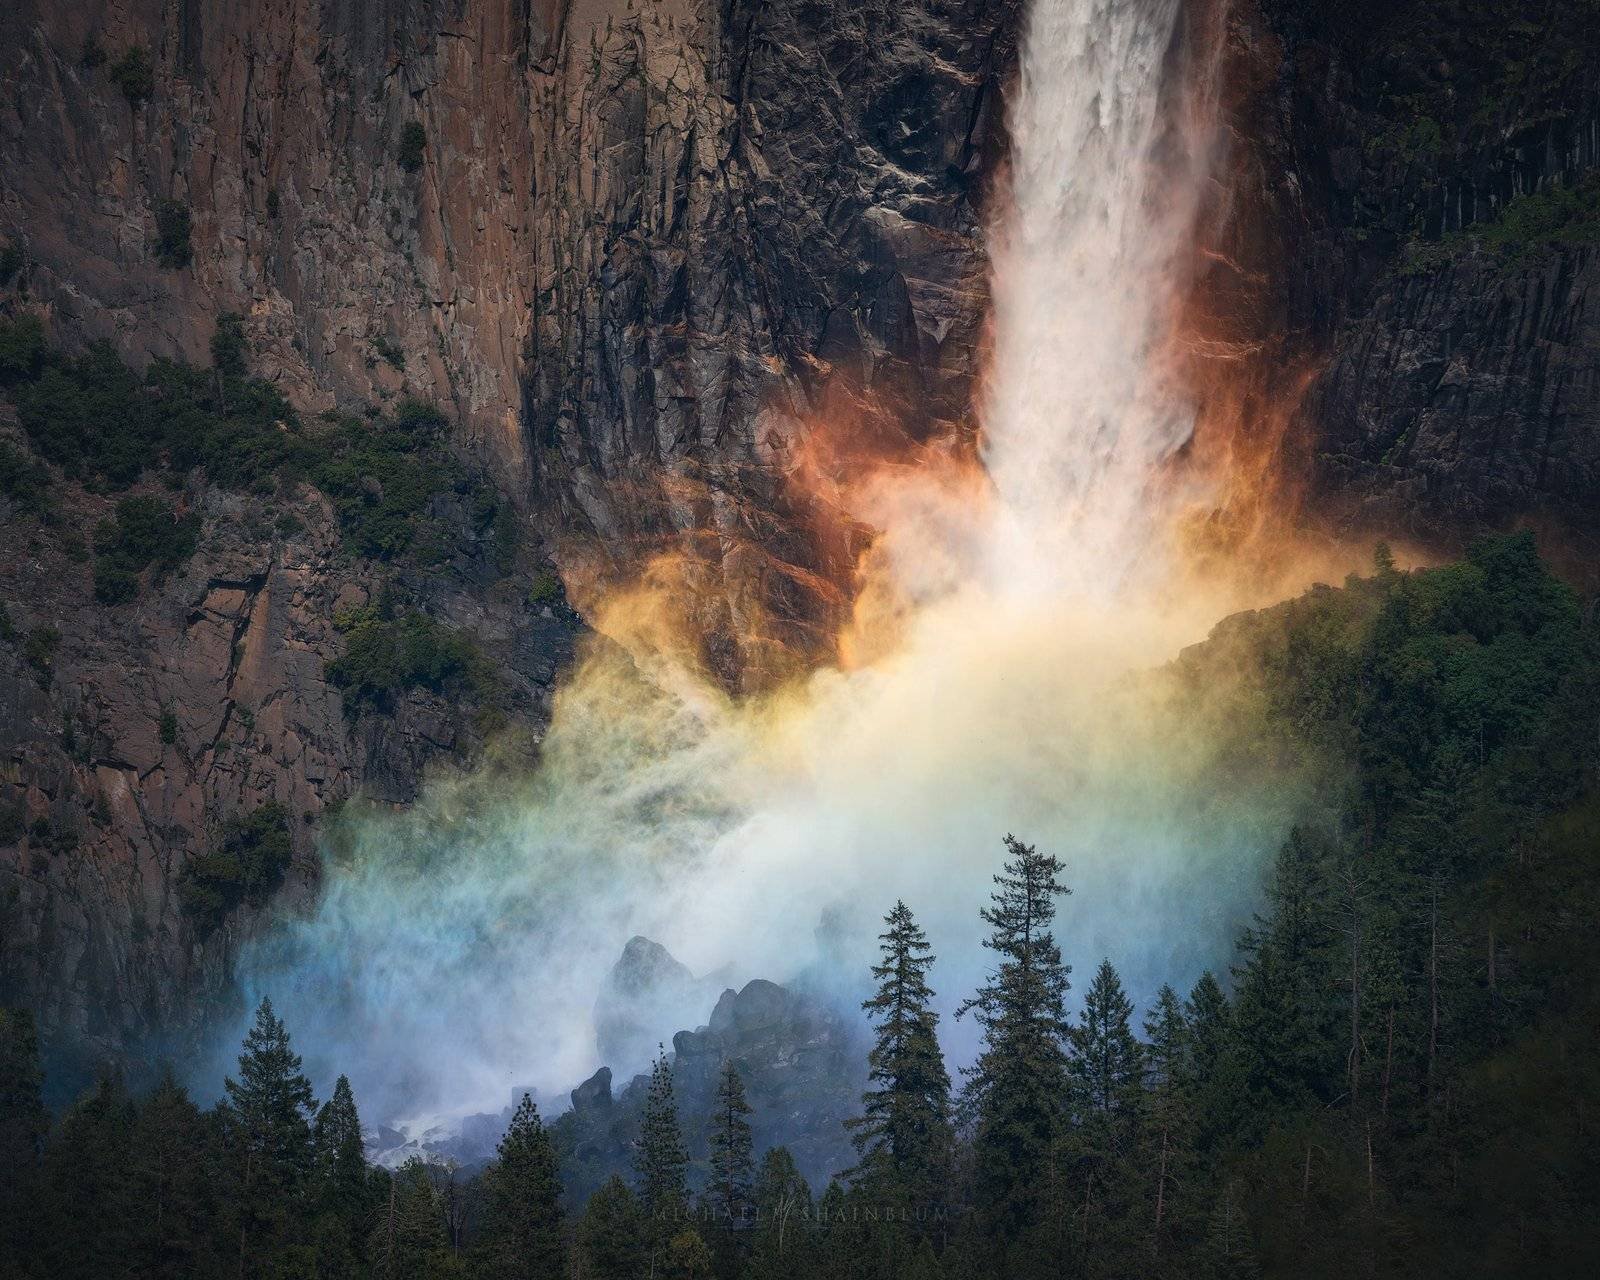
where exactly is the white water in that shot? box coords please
[232,0,1272,1132]
[985,0,1216,596]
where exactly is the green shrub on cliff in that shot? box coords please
[397,121,427,173]
[178,802,293,931]
[0,243,23,289]
[1473,173,1600,263]
[153,200,192,269]
[22,626,58,676]
[327,600,480,714]
[108,46,153,106]
[0,315,45,385]
[308,400,455,559]
[4,323,461,558]
[1,322,508,654]
[92,495,200,604]
[0,442,52,519]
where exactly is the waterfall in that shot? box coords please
[983,0,1221,598]
[231,0,1273,1139]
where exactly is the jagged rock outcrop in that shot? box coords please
[594,934,729,1071]
[556,972,866,1205]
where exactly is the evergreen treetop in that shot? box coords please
[850,899,952,1200]
[707,1059,754,1221]
[473,1092,563,1280]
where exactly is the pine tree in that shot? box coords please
[955,834,1072,1243]
[745,1146,814,1280]
[1140,985,1197,1266]
[310,1073,368,1274]
[0,1007,48,1261]
[1065,960,1145,1278]
[637,1046,690,1258]
[313,1074,366,1213]
[473,1094,564,1279]
[128,1069,220,1279]
[370,1158,450,1279]
[578,1175,647,1280]
[37,1072,137,1278]
[850,901,952,1210]
[1197,1180,1259,1280]
[220,996,317,1278]
[707,1060,754,1223]
[1071,960,1145,1126]
[1229,829,1340,1134]
[1183,971,1233,1155]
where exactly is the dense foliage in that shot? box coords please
[177,804,296,934]
[1275,0,1600,264]
[0,536,1595,1278]
[327,598,484,714]
[0,315,469,562]
[92,495,200,603]
[398,122,428,174]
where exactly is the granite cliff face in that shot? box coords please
[0,0,996,1070]
[521,0,1019,679]
[0,452,577,1088]
[1,0,1020,680]
[0,0,1021,1072]
[1247,0,1600,559]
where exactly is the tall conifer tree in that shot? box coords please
[578,1175,647,1280]
[850,900,952,1207]
[1070,960,1145,1126]
[1066,960,1145,1277]
[956,834,1073,1244]
[1141,984,1197,1263]
[371,1158,450,1279]
[129,1070,219,1279]
[744,1147,814,1280]
[312,1074,366,1216]
[473,1093,564,1280]
[707,1060,754,1222]
[636,1047,690,1260]
[221,996,316,1276]
[0,1007,48,1263]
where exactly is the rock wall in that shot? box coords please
[1248,0,1600,556]
[0,0,1019,1079]
[1,0,1019,683]
[523,0,1018,679]
[0,0,550,481]
[0,459,576,1090]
